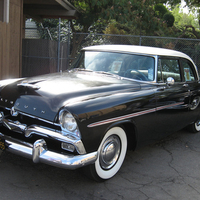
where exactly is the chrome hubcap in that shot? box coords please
[195,120,200,131]
[99,135,121,170]
[190,97,200,110]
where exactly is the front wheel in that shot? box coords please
[84,127,127,181]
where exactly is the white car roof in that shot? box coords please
[83,45,193,61]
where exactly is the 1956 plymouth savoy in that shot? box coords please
[0,45,200,181]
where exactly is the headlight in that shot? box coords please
[61,112,77,131]
[59,110,80,138]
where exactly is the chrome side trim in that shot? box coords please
[88,102,185,128]
[0,134,97,170]
[88,108,156,128]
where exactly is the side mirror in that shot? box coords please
[166,77,175,86]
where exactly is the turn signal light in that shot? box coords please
[61,142,75,152]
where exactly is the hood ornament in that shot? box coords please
[17,82,40,90]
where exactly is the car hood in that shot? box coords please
[0,70,141,121]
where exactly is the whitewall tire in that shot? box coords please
[84,127,127,181]
[187,119,200,133]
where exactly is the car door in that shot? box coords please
[155,56,191,138]
[180,58,200,120]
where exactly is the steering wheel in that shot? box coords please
[124,69,148,81]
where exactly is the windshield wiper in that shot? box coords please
[77,68,93,72]
[71,68,93,73]
[74,69,121,79]
[94,71,121,79]
[95,71,114,76]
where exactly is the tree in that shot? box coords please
[163,12,175,27]
[154,4,175,27]
[36,19,70,42]
[154,3,168,18]
[171,5,200,39]
[68,0,171,58]
[35,1,198,59]
[172,5,199,29]
[184,0,200,26]
[184,0,200,10]
[169,0,200,27]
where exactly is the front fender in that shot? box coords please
[64,89,156,153]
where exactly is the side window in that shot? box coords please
[157,58,181,83]
[181,59,196,82]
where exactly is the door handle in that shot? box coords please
[157,87,166,91]
[183,83,189,87]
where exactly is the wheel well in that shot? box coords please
[120,123,137,151]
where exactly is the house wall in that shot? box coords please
[0,0,4,21]
[0,0,23,80]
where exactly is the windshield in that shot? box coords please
[71,51,155,81]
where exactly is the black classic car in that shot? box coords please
[0,45,200,181]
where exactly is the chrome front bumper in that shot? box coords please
[0,133,98,170]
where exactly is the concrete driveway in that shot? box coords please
[0,129,200,200]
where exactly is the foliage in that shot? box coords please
[184,0,200,8]
[36,19,59,40]
[163,12,175,27]
[153,4,175,28]
[103,21,129,35]
[66,0,174,57]
[103,3,175,36]
[171,5,200,39]
[35,1,178,38]
[34,0,200,59]
[154,4,168,18]
[173,0,200,27]
[36,19,70,42]
[172,5,199,28]
[69,0,169,33]
[167,0,181,7]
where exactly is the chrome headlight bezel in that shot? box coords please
[58,109,81,138]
